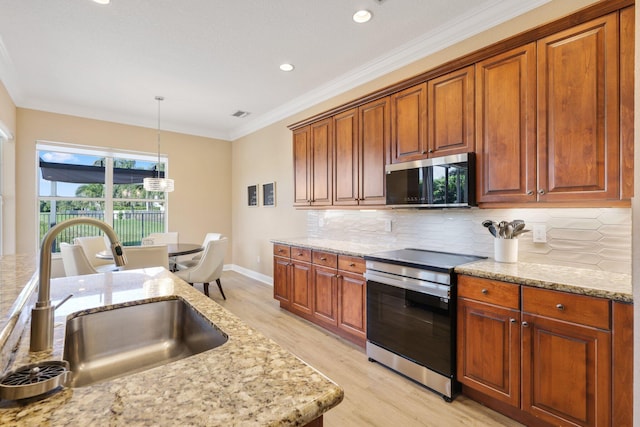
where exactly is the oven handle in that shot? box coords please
[365,270,450,299]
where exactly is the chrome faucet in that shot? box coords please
[30,217,127,352]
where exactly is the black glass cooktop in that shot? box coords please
[364,248,486,273]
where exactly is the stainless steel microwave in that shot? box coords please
[385,153,475,208]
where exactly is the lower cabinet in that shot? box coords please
[458,275,629,427]
[273,245,366,347]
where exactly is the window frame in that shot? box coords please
[36,140,171,249]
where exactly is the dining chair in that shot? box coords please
[121,245,169,270]
[73,235,113,268]
[175,238,228,299]
[176,232,222,270]
[60,242,99,276]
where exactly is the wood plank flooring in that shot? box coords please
[204,271,523,427]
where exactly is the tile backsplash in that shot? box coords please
[307,208,631,274]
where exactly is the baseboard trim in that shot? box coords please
[227,264,273,286]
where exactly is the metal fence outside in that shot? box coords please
[39,210,165,251]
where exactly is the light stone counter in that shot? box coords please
[272,239,633,303]
[0,268,343,426]
[455,260,633,303]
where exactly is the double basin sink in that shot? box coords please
[63,298,228,387]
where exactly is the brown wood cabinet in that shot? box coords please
[476,43,537,203]
[390,83,427,163]
[427,65,475,157]
[333,99,389,206]
[458,275,626,427]
[273,245,366,347]
[293,119,333,207]
[536,14,619,202]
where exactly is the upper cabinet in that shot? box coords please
[537,14,619,202]
[333,98,390,206]
[427,65,475,157]
[476,44,537,204]
[390,67,474,164]
[293,119,333,207]
[290,3,633,209]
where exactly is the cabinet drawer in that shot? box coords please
[273,244,291,258]
[313,250,338,268]
[522,287,610,330]
[291,246,312,263]
[458,275,519,309]
[338,255,365,274]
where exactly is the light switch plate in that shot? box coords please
[532,224,547,243]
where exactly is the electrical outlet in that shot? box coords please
[532,224,547,243]
[257,255,261,263]
[384,219,392,232]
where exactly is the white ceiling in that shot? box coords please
[0,0,551,141]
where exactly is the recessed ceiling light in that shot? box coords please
[279,63,295,72]
[353,10,372,24]
[92,0,110,4]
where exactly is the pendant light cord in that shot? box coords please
[155,96,164,177]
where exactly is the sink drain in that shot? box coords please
[0,360,70,400]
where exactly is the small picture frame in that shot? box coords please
[247,184,258,207]
[262,182,276,207]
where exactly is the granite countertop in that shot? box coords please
[0,267,343,426]
[271,238,633,303]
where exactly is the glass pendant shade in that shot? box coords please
[145,95,174,192]
[143,176,174,192]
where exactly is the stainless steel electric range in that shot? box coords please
[364,248,485,401]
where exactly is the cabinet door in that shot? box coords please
[390,83,427,163]
[310,118,333,206]
[537,14,619,202]
[521,314,611,427]
[457,298,520,407]
[428,66,475,157]
[290,261,313,315]
[476,43,537,203]
[359,97,389,205]
[337,271,366,341]
[333,108,359,206]
[293,127,310,206]
[273,256,291,307]
[476,43,536,203]
[313,265,338,327]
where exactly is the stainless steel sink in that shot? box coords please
[63,298,228,387]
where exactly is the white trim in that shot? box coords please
[227,264,273,286]
[0,120,13,141]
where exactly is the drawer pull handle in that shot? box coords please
[481,289,488,295]
[522,321,529,327]
[349,263,356,267]
[297,253,303,256]
[556,303,565,311]
[320,257,327,261]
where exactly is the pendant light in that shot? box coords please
[144,96,175,192]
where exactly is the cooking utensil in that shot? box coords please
[482,220,497,237]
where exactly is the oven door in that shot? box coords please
[366,274,454,377]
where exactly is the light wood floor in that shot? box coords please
[205,271,523,427]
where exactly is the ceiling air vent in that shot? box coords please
[231,110,250,118]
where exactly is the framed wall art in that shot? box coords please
[262,182,276,207]
[247,184,258,207]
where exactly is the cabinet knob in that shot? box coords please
[526,190,534,196]
[538,189,545,195]
[522,321,529,327]
[421,151,427,154]
[510,318,517,324]
[481,288,488,295]
[336,275,342,279]
[556,303,565,311]
[428,149,434,153]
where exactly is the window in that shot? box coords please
[37,141,170,251]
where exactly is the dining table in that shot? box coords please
[96,243,204,260]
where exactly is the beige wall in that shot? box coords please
[15,109,232,259]
[0,81,16,255]
[230,0,599,279]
